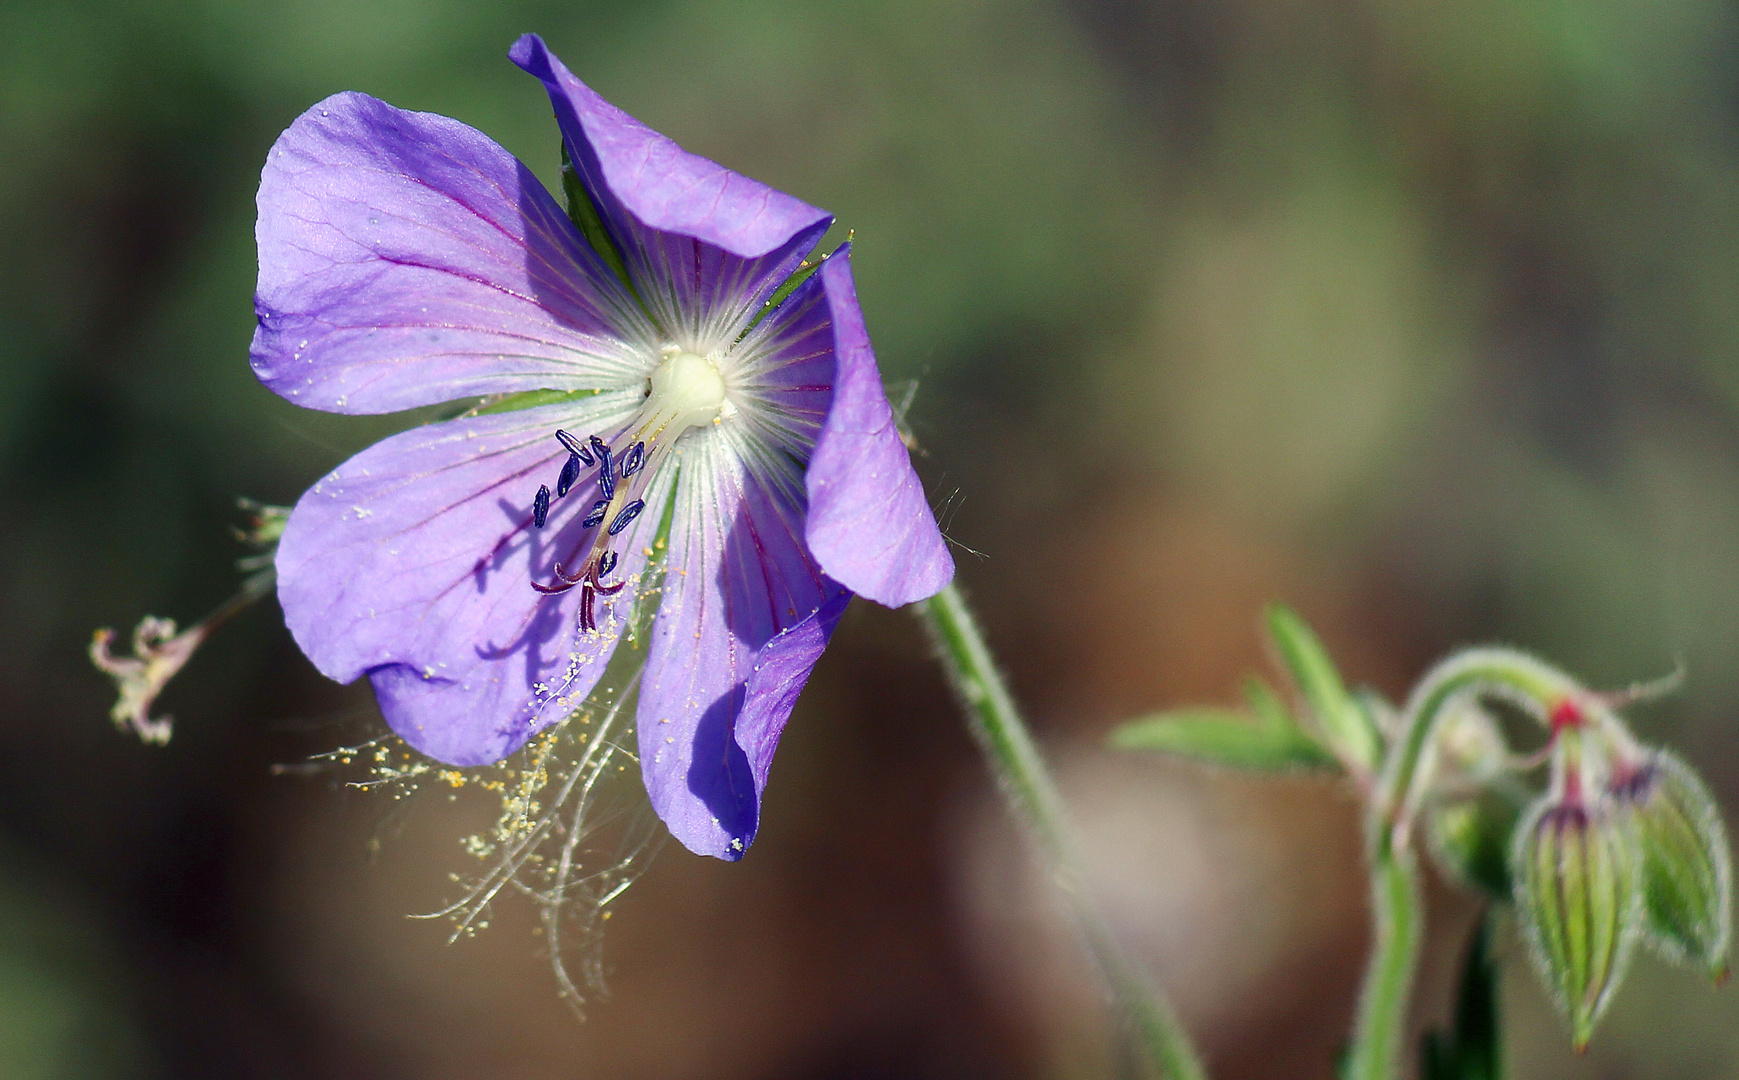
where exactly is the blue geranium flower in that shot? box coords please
[251,35,952,859]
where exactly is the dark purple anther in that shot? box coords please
[620,441,645,477]
[555,429,594,466]
[607,498,645,535]
[598,550,618,577]
[532,485,550,528]
[556,452,582,497]
[582,500,609,529]
[579,581,597,632]
[597,445,616,499]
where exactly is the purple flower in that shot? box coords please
[252,35,953,859]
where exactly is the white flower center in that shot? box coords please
[642,350,726,441]
[520,349,732,629]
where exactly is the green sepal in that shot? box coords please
[1421,915,1502,1080]
[1426,787,1526,900]
[759,255,822,313]
[560,140,634,293]
[737,245,832,339]
[1512,795,1642,1050]
[469,387,605,417]
[1108,704,1341,773]
[234,498,289,546]
[1265,604,1383,772]
[1622,750,1733,980]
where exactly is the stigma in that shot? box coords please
[523,350,727,629]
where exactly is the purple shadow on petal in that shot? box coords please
[272,403,646,767]
[637,434,842,860]
[805,249,954,607]
[683,588,852,861]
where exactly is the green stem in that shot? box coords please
[1345,845,1423,1080]
[1375,649,1577,837]
[1346,647,1580,1080]
[917,582,1208,1080]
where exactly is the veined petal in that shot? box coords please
[805,250,954,606]
[253,91,655,415]
[729,270,835,461]
[637,434,844,859]
[275,397,667,765]
[509,35,831,345]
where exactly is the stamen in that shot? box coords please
[579,582,597,632]
[620,441,645,478]
[607,499,645,536]
[581,500,609,529]
[555,429,595,467]
[532,485,550,528]
[597,444,616,500]
[556,453,582,498]
[590,554,626,596]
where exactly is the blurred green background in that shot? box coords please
[3,0,1739,1076]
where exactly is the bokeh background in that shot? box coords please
[4,0,1739,1076]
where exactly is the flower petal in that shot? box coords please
[275,397,668,765]
[733,590,852,800]
[805,250,954,606]
[636,435,844,859]
[509,35,831,345]
[730,270,835,460]
[252,91,654,415]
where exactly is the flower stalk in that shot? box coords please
[917,582,1208,1080]
[1340,650,1581,1080]
[1344,843,1424,1080]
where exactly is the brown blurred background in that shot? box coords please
[3,0,1739,1076]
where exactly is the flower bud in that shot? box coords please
[1611,750,1732,980]
[1434,699,1510,786]
[1422,701,1522,898]
[1512,796,1642,1050]
[1426,789,1523,899]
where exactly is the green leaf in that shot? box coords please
[1242,675,1292,728]
[1265,604,1383,772]
[1108,707,1340,772]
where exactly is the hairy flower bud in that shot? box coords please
[1611,750,1732,979]
[1512,795,1642,1049]
[1427,789,1524,900]
[1422,701,1522,898]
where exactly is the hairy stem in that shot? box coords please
[1347,648,1578,1079]
[916,582,1208,1080]
[1345,845,1423,1080]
